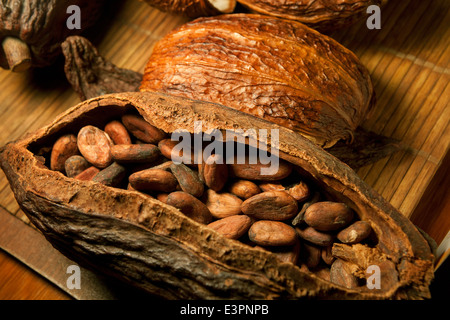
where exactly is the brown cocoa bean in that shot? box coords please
[330,259,359,289]
[229,157,292,181]
[269,238,301,265]
[50,134,79,172]
[259,182,285,192]
[104,120,132,145]
[166,191,212,224]
[111,144,160,164]
[158,138,196,165]
[74,166,100,181]
[129,168,178,193]
[207,215,253,240]
[64,155,90,178]
[304,201,354,231]
[121,114,166,144]
[321,246,335,265]
[92,162,127,187]
[77,125,113,168]
[295,226,335,247]
[202,154,228,191]
[204,189,243,219]
[169,163,204,198]
[156,193,169,203]
[228,179,261,199]
[302,242,322,269]
[287,181,310,202]
[337,221,372,244]
[248,220,297,246]
[241,191,298,221]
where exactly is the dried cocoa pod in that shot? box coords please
[228,179,261,200]
[50,134,79,172]
[77,125,113,168]
[304,202,354,231]
[141,14,375,148]
[204,189,243,219]
[236,1,386,31]
[207,215,253,240]
[141,0,236,18]
[104,120,132,145]
[248,220,297,247]
[64,155,90,178]
[0,92,434,299]
[0,1,105,72]
[166,191,213,224]
[241,191,298,221]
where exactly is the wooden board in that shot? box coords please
[0,0,448,298]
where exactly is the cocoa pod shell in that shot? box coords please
[0,92,434,299]
[141,14,375,148]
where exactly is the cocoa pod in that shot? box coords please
[141,0,236,18]
[0,1,106,71]
[104,120,132,145]
[204,189,243,219]
[207,215,253,240]
[140,14,375,148]
[77,125,113,168]
[166,191,213,224]
[0,92,434,299]
[248,220,297,246]
[236,1,385,31]
[241,191,298,221]
[228,179,261,199]
[304,202,354,231]
[50,134,79,172]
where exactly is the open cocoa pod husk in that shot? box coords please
[141,0,236,18]
[0,91,434,299]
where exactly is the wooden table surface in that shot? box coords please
[0,0,448,299]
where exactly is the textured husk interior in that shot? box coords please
[0,91,434,299]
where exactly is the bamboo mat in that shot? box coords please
[0,0,448,247]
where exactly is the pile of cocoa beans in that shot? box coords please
[46,112,375,289]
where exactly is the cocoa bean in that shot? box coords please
[74,166,100,181]
[166,191,212,224]
[92,162,127,187]
[50,134,79,172]
[64,155,90,178]
[202,154,228,191]
[337,221,372,244]
[295,226,335,247]
[321,246,335,265]
[301,242,322,269]
[229,157,292,181]
[330,259,359,289]
[169,163,204,198]
[248,220,297,246]
[121,114,166,144]
[228,179,261,200]
[158,138,196,165]
[204,189,242,219]
[77,125,113,168]
[104,120,132,145]
[241,191,298,221]
[304,202,354,231]
[207,215,253,240]
[111,144,160,163]
[129,168,178,193]
[287,181,310,202]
